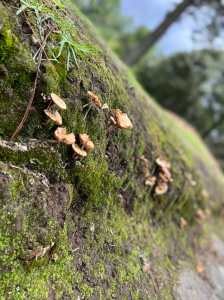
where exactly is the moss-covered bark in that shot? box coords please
[0,1,224,299]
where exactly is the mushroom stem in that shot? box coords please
[47,100,53,110]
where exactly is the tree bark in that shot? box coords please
[125,0,194,66]
[0,1,224,299]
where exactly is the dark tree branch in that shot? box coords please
[125,0,195,66]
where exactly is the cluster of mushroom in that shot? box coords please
[44,93,95,157]
[87,91,133,129]
[140,156,173,195]
[44,91,133,158]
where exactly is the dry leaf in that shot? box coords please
[155,181,168,195]
[44,109,62,125]
[27,243,54,261]
[113,109,133,129]
[54,127,67,142]
[196,261,204,273]
[72,144,87,157]
[51,93,67,110]
[145,176,156,187]
[87,91,102,108]
[180,217,188,229]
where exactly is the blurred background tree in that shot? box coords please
[136,50,224,167]
[75,0,131,50]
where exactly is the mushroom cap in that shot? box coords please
[145,176,156,187]
[44,109,62,125]
[87,91,102,108]
[79,133,95,152]
[51,93,67,110]
[113,109,133,129]
[159,170,172,183]
[72,144,87,157]
[155,181,168,195]
[196,261,205,274]
[180,217,188,229]
[143,262,151,273]
[54,127,67,142]
[62,133,76,145]
[102,103,109,110]
[155,157,171,170]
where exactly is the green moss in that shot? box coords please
[0,142,67,181]
[0,0,224,298]
[0,164,74,300]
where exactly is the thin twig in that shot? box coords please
[11,29,53,140]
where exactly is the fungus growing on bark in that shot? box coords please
[62,133,76,145]
[145,176,157,187]
[143,261,151,273]
[54,127,67,142]
[102,103,109,110]
[54,127,75,144]
[51,93,67,110]
[196,209,207,221]
[196,261,204,273]
[139,155,150,178]
[153,157,173,195]
[72,143,87,157]
[180,217,188,229]
[156,157,171,170]
[155,180,168,195]
[79,133,95,152]
[112,109,133,129]
[87,91,102,108]
[44,109,62,125]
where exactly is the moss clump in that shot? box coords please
[0,163,74,300]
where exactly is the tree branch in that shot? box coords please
[125,0,194,66]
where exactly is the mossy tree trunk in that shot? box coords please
[0,1,224,299]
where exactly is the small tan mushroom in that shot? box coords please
[79,133,95,152]
[145,176,156,187]
[44,109,62,125]
[196,261,204,274]
[51,93,67,110]
[62,133,76,145]
[155,157,171,170]
[139,155,150,178]
[87,91,102,108]
[143,261,151,273]
[102,103,109,110]
[72,144,87,157]
[54,127,67,142]
[155,181,168,195]
[113,109,133,129]
[180,217,188,229]
[196,209,206,221]
[159,170,172,183]
[54,127,75,145]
